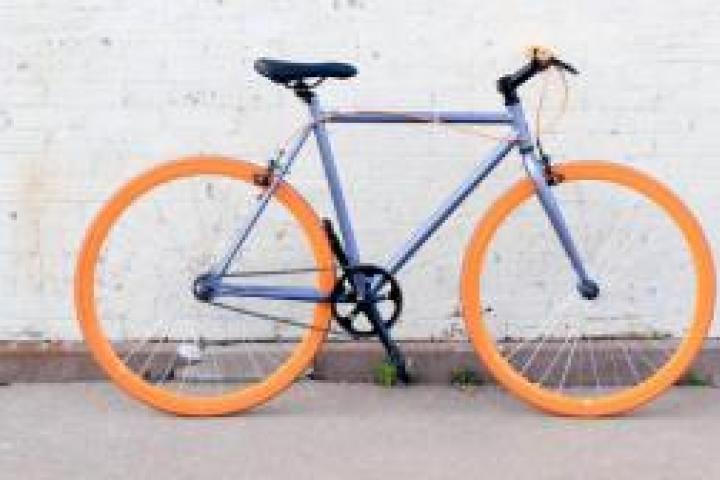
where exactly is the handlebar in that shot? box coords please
[497,50,579,105]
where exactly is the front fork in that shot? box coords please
[522,153,600,300]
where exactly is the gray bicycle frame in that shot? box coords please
[209,94,595,302]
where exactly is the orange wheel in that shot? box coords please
[75,156,335,416]
[461,161,715,416]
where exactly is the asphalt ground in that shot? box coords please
[1,382,719,479]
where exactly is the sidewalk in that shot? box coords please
[3,340,720,386]
[1,382,718,479]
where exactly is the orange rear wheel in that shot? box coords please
[461,161,715,416]
[75,156,334,416]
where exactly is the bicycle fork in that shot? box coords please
[522,153,600,300]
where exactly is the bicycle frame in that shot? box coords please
[208,93,595,302]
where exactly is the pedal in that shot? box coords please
[176,342,204,366]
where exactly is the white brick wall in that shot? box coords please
[1,0,719,340]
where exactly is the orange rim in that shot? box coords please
[75,156,335,416]
[461,161,715,417]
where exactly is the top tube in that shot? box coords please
[323,110,513,125]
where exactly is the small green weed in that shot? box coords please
[450,367,483,388]
[678,370,712,387]
[373,360,398,387]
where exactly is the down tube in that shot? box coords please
[386,140,515,276]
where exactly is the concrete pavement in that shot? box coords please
[1,382,719,479]
[4,340,720,387]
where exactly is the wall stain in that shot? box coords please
[0,110,12,133]
[16,130,56,304]
[332,0,365,10]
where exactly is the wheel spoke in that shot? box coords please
[76,158,334,415]
[463,162,713,415]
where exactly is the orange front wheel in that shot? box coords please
[75,156,335,416]
[461,161,715,416]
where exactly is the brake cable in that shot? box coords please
[533,65,571,184]
[244,55,572,331]
[267,63,572,179]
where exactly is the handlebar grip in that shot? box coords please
[497,54,579,105]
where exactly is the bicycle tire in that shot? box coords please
[75,156,335,416]
[461,161,715,416]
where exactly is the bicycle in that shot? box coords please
[75,48,716,417]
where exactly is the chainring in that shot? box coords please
[330,264,403,337]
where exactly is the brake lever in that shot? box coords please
[550,57,579,75]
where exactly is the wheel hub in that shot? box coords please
[192,273,216,302]
[577,279,600,300]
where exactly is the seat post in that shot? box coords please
[292,82,315,105]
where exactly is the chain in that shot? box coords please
[208,300,348,336]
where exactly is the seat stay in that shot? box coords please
[209,124,314,277]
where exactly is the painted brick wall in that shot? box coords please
[1,1,719,340]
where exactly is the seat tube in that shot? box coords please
[307,94,362,265]
[507,102,595,286]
